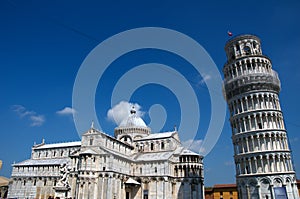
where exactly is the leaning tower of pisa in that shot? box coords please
[223,34,299,199]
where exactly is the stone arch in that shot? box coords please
[284,177,294,198]
[273,177,283,187]
[285,176,292,184]
[120,135,133,143]
[260,178,272,198]
[247,179,259,198]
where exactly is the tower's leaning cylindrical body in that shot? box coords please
[223,34,299,199]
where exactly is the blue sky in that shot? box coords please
[0,0,300,186]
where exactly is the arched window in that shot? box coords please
[174,166,178,176]
[150,143,154,151]
[161,142,165,150]
[244,46,251,55]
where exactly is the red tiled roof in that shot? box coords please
[213,184,237,188]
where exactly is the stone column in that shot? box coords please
[270,184,275,199]
[248,158,252,174]
[246,137,250,152]
[251,135,255,151]
[260,156,264,173]
[254,157,258,173]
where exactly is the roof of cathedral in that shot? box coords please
[135,131,176,141]
[173,146,201,156]
[119,107,147,128]
[179,148,200,156]
[14,158,70,166]
[33,141,81,149]
[133,151,174,161]
[80,149,98,155]
[125,178,140,185]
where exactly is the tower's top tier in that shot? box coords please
[225,34,262,62]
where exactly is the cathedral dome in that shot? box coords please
[114,106,150,141]
[119,107,147,127]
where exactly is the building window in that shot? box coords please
[140,167,142,174]
[155,167,157,173]
[150,143,154,151]
[90,138,93,145]
[258,122,262,129]
[143,189,149,199]
[190,184,195,191]
[103,167,106,171]
[247,62,251,70]
[161,142,164,150]
[244,46,251,55]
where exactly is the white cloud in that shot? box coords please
[12,105,34,118]
[30,115,45,127]
[56,107,76,115]
[182,139,204,153]
[107,101,144,125]
[199,74,212,85]
[12,105,45,127]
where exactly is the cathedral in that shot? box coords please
[8,107,204,199]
